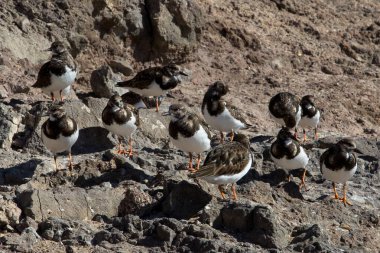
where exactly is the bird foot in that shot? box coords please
[339,197,352,206]
[298,181,307,191]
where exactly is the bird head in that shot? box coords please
[46,41,67,56]
[108,94,125,111]
[163,104,187,120]
[48,103,66,121]
[207,81,229,100]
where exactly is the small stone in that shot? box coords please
[156,224,176,244]
[108,60,133,76]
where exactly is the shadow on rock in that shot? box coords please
[72,127,114,155]
[1,159,41,185]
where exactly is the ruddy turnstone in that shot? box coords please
[116,64,188,112]
[320,139,357,206]
[163,104,211,172]
[268,92,301,132]
[296,95,320,142]
[41,103,79,171]
[201,81,250,143]
[32,41,77,101]
[121,91,164,110]
[192,133,253,200]
[102,94,138,157]
[270,127,309,189]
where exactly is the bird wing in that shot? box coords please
[32,62,52,88]
[194,143,250,177]
[117,67,160,89]
[226,101,252,127]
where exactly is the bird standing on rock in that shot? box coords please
[102,94,138,157]
[320,139,358,206]
[296,95,320,142]
[269,92,301,136]
[270,127,309,190]
[164,104,211,172]
[32,41,77,101]
[202,81,251,143]
[41,103,79,171]
[116,64,188,112]
[192,133,253,200]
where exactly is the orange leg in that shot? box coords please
[68,152,74,170]
[155,97,159,112]
[60,90,64,102]
[294,128,298,139]
[332,182,339,199]
[231,184,238,200]
[287,174,291,182]
[51,92,55,101]
[220,132,224,143]
[116,138,128,154]
[54,155,59,171]
[230,130,234,142]
[339,183,352,206]
[187,153,194,172]
[196,154,201,171]
[303,129,307,142]
[299,168,307,190]
[218,185,226,200]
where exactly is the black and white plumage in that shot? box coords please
[121,91,163,110]
[41,103,79,171]
[270,127,309,189]
[102,94,138,157]
[116,64,187,112]
[192,133,253,200]
[296,95,320,142]
[33,41,77,101]
[320,139,357,206]
[201,81,251,143]
[164,104,211,172]
[269,92,301,130]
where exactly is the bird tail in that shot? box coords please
[116,80,132,87]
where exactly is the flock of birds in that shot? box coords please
[32,41,359,206]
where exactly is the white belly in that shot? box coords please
[128,81,165,97]
[170,126,211,153]
[43,85,71,98]
[299,110,320,129]
[321,164,357,183]
[271,147,309,171]
[42,129,79,154]
[270,105,301,128]
[202,154,253,185]
[103,114,137,138]
[43,67,76,92]
[203,107,245,132]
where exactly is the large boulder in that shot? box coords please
[0,103,22,150]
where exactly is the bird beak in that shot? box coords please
[44,47,52,52]
[162,111,170,116]
[353,148,363,154]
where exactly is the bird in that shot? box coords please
[41,103,79,171]
[270,127,309,190]
[320,139,358,206]
[201,81,251,143]
[268,92,301,136]
[116,64,188,112]
[121,91,164,110]
[32,41,77,101]
[296,95,320,142]
[102,94,138,157]
[164,104,211,172]
[192,133,253,200]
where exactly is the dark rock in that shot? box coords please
[162,180,212,220]
[68,33,89,57]
[118,182,153,216]
[156,224,176,244]
[16,216,38,233]
[108,59,133,76]
[0,199,22,229]
[221,202,255,232]
[38,217,95,245]
[249,206,288,249]
[0,227,40,252]
[93,227,126,244]
[3,159,41,185]
[90,65,117,98]
[146,0,204,60]
[321,64,342,75]
[291,224,323,244]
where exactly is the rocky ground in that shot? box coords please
[0,0,379,252]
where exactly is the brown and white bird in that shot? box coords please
[202,81,251,143]
[192,133,253,200]
[102,94,138,157]
[320,139,358,206]
[296,95,320,142]
[116,64,187,112]
[270,127,309,189]
[269,92,301,133]
[164,104,211,172]
[41,103,79,171]
[121,91,164,110]
[33,41,77,101]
